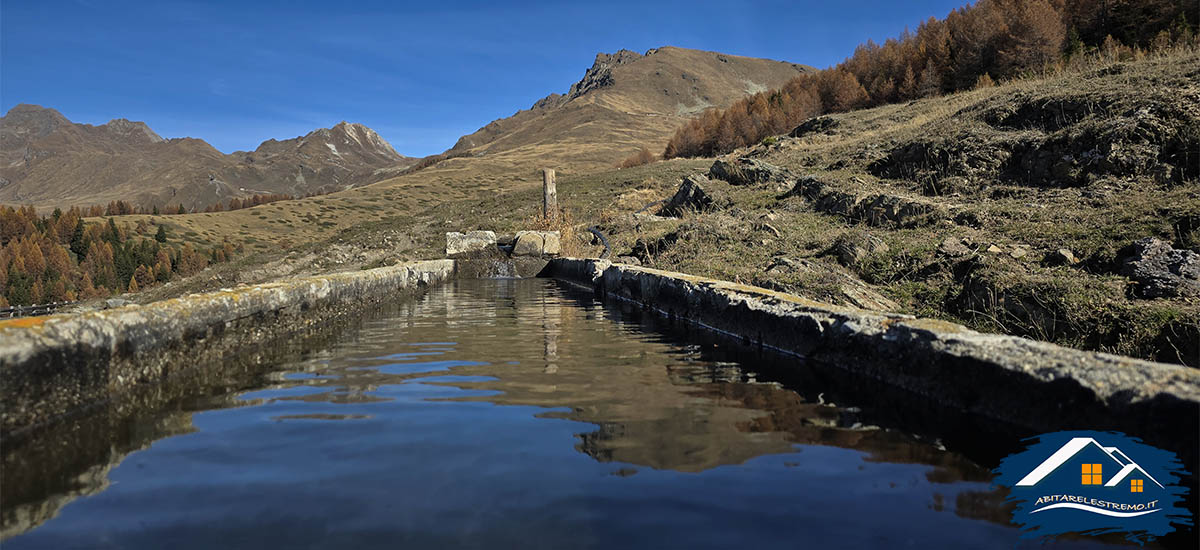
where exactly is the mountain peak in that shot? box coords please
[446,46,809,165]
[565,49,644,101]
[5,103,67,118]
[102,118,165,143]
[320,121,403,160]
[251,121,405,162]
[1,104,72,139]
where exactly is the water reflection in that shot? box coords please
[2,279,1159,548]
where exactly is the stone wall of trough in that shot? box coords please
[0,260,455,434]
[545,258,1200,465]
[5,254,1197,466]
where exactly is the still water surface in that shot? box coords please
[4,279,1129,548]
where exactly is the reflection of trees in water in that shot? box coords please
[1,403,200,539]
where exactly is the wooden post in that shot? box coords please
[542,168,557,220]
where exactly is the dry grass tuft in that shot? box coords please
[614,187,664,211]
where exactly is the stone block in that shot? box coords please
[446,231,497,257]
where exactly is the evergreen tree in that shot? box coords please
[113,242,135,289]
[70,219,87,257]
[155,224,168,243]
[105,218,121,244]
[1065,27,1084,59]
[6,263,32,306]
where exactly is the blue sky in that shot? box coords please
[2,0,969,157]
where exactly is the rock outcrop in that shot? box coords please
[781,176,944,227]
[868,91,1200,187]
[565,49,643,101]
[789,116,840,138]
[659,174,729,216]
[1120,237,1200,298]
[709,157,794,186]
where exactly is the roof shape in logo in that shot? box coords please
[1015,437,1163,488]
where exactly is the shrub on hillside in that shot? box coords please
[617,147,657,169]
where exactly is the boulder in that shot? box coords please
[789,116,839,138]
[513,232,544,257]
[778,175,828,200]
[1120,237,1200,298]
[513,231,561,257]
[446,231,497,257]
[709,157,794,186]
[938,237,971,258]
[658,174,726,216]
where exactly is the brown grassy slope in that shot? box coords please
[550,51,1200,366]
[0,106,414,211]
[106,47,810,256]
[447,47,811,170]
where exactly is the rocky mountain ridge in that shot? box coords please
[0,104,413,210]
[446,46,812,162]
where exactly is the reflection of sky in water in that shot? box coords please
[3,279,1126,549]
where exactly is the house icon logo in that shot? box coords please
[993,431,1192,543]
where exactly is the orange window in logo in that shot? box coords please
[1131,479,1143,493]
[1081,463,1103,485]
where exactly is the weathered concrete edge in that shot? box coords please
[545,258,1200,460]
[0,259,455,434]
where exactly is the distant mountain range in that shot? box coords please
[0,105,414,210]
[0,46,811,210]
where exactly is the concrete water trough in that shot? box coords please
[2,256,1197,466]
